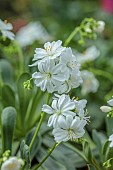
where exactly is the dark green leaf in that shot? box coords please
[26,127,42,160]
[83,140,92,163]
[0,59,13,84]
[2,85,15,107]
[20,140,31,170]
[1,106,16,153]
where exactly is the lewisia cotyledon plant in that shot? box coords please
[42,94,88,142]
[30,40,83,94]
[0,19,15,40]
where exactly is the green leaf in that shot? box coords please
[102,141,113,162]
[1,85,15,107]
[36,135,86,170]
[92,129,107,160]
[17,73,33,130]
[1,106,16,153]
[26,128,42,160]
[83,140,92,163]
[106,117,113,136]
[0,59,13,84]
[20,140,31,170]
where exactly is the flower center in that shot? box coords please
[67,60,76,69]
[57,110,62,115]
[45,46,53,55]
[46,73,51,79]
[8,163,16,169]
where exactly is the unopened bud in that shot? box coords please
[100,106,111,113]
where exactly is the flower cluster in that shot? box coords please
[30,40,82,93]
[84,20,105,34]
[42,94,88,143]
[0,19,15,40]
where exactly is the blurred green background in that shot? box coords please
[0,0,113,131]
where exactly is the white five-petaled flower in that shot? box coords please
[1,157,24,170]
[74,99,89,120]
[32,59,66,93]
[56,68,83,94]
[52,115,87,143]
[81,70,99,95]
[109,134,113,147]
[30,40,65,66]
[0,19,15,40]
[42,94,76,127]
[100,96,113,113]
[60,48,80,75]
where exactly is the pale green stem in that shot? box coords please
[64,27,79,47]
[32,142,59,170]
[88,68,113,84]
[29,93,51,151]
[92,158,102,170]
[14,41,24,75]
[29,111,45,151]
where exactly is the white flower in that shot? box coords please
[52,115,86,142]
[1,157,23,170]
[0,19,15,40]
[81,70,99,95]
[95,21,105,33]
[109,134,113,147]
[42,94,76,127]
[32,59,66,93]
[16,22,51,47]
[74,99,89,120]
[107,97,113,107]
[100,106,112,113]
[56,68,83,94]
[60,48,80,75]
[30,40,65,66]
[73,46,100,65]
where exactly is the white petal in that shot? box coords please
[107,99,113,107]
[42,104,53,114]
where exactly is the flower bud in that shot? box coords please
[95,21,105,33]
[100,106,112,112]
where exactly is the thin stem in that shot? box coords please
[14,41,24,75]
[33,142,59,170]
[64,27,79,47]
[29,111,45,151]
[29,93,51,151]
[92,158,101,170]
[64,143,87,162]
[88,68,113,84]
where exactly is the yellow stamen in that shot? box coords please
[4,20,8,24]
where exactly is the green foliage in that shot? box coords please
[1,107,16,153]
[20,140,31,170]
